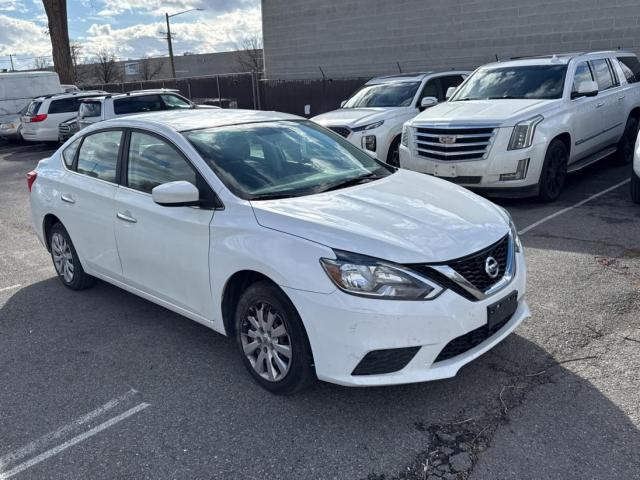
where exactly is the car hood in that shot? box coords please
[312,107,409,129]
[250,169,509,264]
[411,99,558,127]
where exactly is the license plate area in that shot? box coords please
[487,291,518,330]
[433,163,456,177]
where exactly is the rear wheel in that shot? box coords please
[49,223,95,290]
[631,170,640,204]
[615,117,639,165]
[386,136,401,167]
[538,139,568,202]
[234,281,315,394]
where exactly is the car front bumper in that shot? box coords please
[283,250,529,387]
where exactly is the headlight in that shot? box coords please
[498,207,522,252]
[353,120,384,132]
[320,250,443,300]
[508,115,543,150]
[401,124,410,147]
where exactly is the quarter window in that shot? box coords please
[161,94,192,109]
[126,131,196,194]
[76,130,122,182]
[617,56,640,84]
[62,137,81,168]
[572,62,594,92]
[590,59,615,91]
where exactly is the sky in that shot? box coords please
[0,0,262,70]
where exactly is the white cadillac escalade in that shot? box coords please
[400,51,640,201]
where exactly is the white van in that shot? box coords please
[0,71,62,124]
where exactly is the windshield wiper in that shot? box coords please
[250,192,302,201]
[485,96,521,99]
[314,172,385,194]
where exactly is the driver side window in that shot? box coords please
[572,62,594,94]
[418,79,442,104]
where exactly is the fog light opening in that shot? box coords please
[362,135,377,152]
[500,158,529,181]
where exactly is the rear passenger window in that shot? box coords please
[26,101,42,116]
[76,130,122,183]
[114,95,163,115]
[48,98,81,114]
[590,59,615,91]
[617,56,640,84]
[62,137,81,168]
[126,131,196,194]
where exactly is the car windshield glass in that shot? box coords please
[452,65,568,100]
[183,120,392,200]
[79,102,101,118]
[343,82,421,108]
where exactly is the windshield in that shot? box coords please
[343,82,420,108]
[452,65,567,100]
[79,102,101,118]
[183,120,392,200]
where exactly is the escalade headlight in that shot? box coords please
[401,124,410,147]
[320,250,443,300]
[508,115,543,150]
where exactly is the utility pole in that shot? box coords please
[165,13,176,80]
[9,54,14,71]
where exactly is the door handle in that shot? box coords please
[618,95,626,101]
[595,102,605,108]
[116,212,137,223]
[61,194,75,204]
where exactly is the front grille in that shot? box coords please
[409,235,510,302]
[351,346,421,376]
[59,124,71,134]
[414,125,496,161]
[434,313,513,362]
[328,126,351,138]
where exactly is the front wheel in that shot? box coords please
[386,136,401,167]
[631,170,640,204]
[235,281,315,394]
[615,117,639,165]
[538,139,568,202]
[49,223,96,290]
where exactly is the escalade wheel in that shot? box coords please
[235,281,315,394]
[615,117,639,165]
[538,139,568,202]
[49,223,95,290]
[632,170,640,204]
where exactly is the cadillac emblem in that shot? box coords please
[438,135,457,145]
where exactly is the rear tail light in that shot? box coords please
[26,114,48,123]
[27,171,37,192]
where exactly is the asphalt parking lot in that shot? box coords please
[1,141,639,480]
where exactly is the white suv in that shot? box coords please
[21,91,106,142]
[312,71,469,166]
[400,51,640,201]
[77,89,216,130]
[632,132,640,203]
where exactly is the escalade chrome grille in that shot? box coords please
[327,126,351,138]
[414,125,496,161]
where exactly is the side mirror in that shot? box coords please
[152,181,200,207]
[420,96,438,109]
[445,86,457,99]
[572,80,599,99]
[340,100,347,108]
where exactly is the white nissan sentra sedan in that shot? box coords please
[28,109,530,394]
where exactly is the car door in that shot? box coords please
[590,58,624,146]
[114,129,215,319]
[570,61,604,160]
[59,129,123,279]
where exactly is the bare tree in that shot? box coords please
[33,56,51,71]
[42,0,74,84]
[140,56,165,81]
[93,50,121,84]
[70,41,86,83]
[234,35,264,74]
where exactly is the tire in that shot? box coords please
[234,281,315,394]
[615,117,639,165]
[386,136,401,167]
[632,170,640,204]
[49,223,96,290]
[538,139,569,202]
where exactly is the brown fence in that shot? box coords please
[84,73,367,117]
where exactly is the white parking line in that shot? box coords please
[518,179,631,235]
[0,389,138,468]
[0,284,21,293]
[0,402,151,479]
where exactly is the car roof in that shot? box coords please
[366,70,469,84]
[81,89,183,102]
[33,90,106,101]
[98,109,303,132]
[484,50,636,68]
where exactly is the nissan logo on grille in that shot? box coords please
[438,135,457,144]
[484,256,500,279]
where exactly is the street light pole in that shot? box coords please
[164,8,203,80]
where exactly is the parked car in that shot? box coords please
[400,51,640,201]
[312,71,470,166]
[0,71,62,136]
[58,117,79,143]
[632,132,640,203]
[21,90,106,142]
[28,109,528,393]
[0,105,28,142]
[77,89,218,130]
